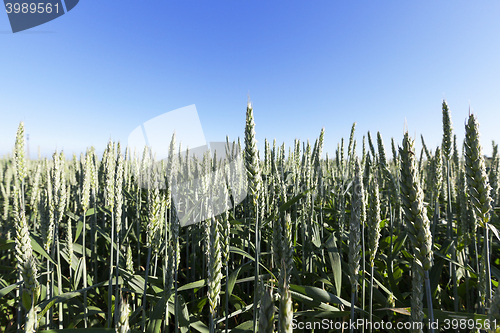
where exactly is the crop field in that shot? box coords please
[0,100,499,333]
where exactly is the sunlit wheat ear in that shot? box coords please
[244,99,262,209]
[116,295,131,333]
[377,131,388,168]
[1,172,11,222]
[347,122,356,162]
[13,121,27,183]
[489,142,500,206]
[430,146,443,198]
[348,157,363,292]
[90,148,99,197]
[66,198,73,272]
[258,283,275,333]
[399,132,433,272]
[114,145,124,234]
[81,151,91,211]
[13,185,39,299]
[126,244,134,274]
[367,174,381,266]
[105,141,116,208]
[29,163,42,228]
[313,127,325,180]
[367,131,376,164]
[441,100,453,160]
[14,181,39,332]
[207,216,222,319]
[464,114,492,224]
[464,113,493,308]
[283,213,293,282]
[52,151,67,226]
[146,170,161,251]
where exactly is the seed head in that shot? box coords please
[399,133,433,272]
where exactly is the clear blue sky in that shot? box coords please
[1,0,500,159]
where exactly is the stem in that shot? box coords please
[16,272,21,333]
[174,234,179,333]
[253,200,260,333]
[473,233,481,311]
[369,265,374,333]
[83,212,88,328]
[225,263,229,333]
[424,270,435,333]
[350,289,356,333]
[464,246,471,313]
[92,191,97,288]
[56,233,63,328]
[361,219,365,333]
[484,224,492,305]
[107,211,115,328]
[46,257,50,330]
[447,160,459,314]
[142,246,152,332]
[114,226,121,327]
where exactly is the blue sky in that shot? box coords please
[1,0,500,159]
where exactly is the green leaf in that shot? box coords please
[386,258,405,307]
[30,235,56,265]
[36,281,105,326]
[177,279,206,292]
[487,222,500,242]
[0,281,22,298]
[229,246,276,278]
[146,295,166,333]
[74,257,83,290]
[74,219,83,242]
[324,234,341,297]
[392,230,407,256]
[227,262,251,296]
[293,310,350,318]
[289,284,356,311]
[22,289,32,311]
[190,319,209,333]
[85,207,97,216]
[229,320,253,333]
[0,238,14,251]
[278,189,312,213]
[177,294,190,333]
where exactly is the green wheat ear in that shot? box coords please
[367,173,381,266]
[258,283,275,333]
[348,156,363,291]
[441,100,453,160]
[399,132,433,272]
[464,113,492,225]
[207,216,222,319]
[116,295,131,333]
[13,121,27,183]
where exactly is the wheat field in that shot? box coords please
[0,100,499,333]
